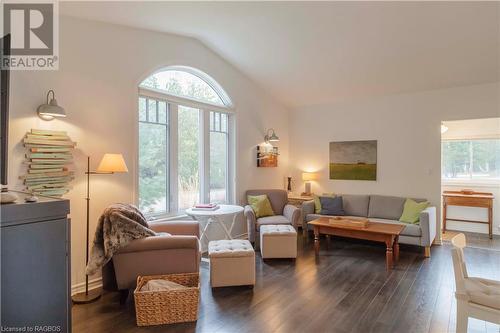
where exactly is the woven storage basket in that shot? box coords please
[134,273,200,326]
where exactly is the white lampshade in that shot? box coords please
[97,154,128,173]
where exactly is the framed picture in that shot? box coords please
[257,145,278,167]
[329,140,377,180]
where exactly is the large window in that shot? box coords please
[138,67,233,216]
[442,139,500,181]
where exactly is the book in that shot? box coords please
[31,129,67,136]
[191,205,220,211]
[195,203,218,209]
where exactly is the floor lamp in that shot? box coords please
[72,153,128,304]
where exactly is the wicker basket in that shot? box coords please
[134,273,200,326]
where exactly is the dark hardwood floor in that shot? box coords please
[73,234,500,333]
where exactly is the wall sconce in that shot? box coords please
[37,90,66,121]
[264,128,279,144]
[302,172,318,196]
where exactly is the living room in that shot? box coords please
[0,2,499,333]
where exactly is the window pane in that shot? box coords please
[178,105,200,209]
[139,122,168,214]
[140,70,225,106]
[210,132,228,203]
[214,112,220,132]
[442,141,470,179]
[148,99,157,123]
[471,140,500,179]
[209,111,214,131]
[139,97,147,121]
[158,101,167,124]
[221,113,227,133]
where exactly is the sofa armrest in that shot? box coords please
[149,221,200,238]
[117,235,199,254]
[283,204,301,228]
[244,205,257,242]
[302,200,315,217]
[419,206,436,247]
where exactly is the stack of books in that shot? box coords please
[20,129,76,197]
[192,203,220,211]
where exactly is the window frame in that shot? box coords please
[137,74,235,219]
[441,138,500,186]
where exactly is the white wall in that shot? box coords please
[289,83,500,240]
[8,16,290,290]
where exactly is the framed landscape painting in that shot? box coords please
[329,140,377,180]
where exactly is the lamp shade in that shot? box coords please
[96,154,128,173]
[302,172,318,181]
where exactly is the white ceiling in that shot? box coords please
[60,1,500,109]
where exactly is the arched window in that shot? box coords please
[138,67,234,216]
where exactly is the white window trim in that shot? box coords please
[137,87,236,219]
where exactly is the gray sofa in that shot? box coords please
[302,194,436,257]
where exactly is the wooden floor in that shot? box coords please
[73,234,500,333]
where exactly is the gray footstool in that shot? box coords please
[208,239,255,287]
[260,224,297,259]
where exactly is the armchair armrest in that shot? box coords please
[244,205,257,242]
[283,204,301,228]
[419,206,436,247]
[302,200,315,216]
[149,221,200,238]
[117,235,199,254]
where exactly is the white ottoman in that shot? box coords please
[208,239,255,287]
[260,225,297,259]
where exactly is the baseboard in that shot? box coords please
[71,277,102,296]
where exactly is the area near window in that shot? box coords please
[442,139,500,181]
[138,67,233,216]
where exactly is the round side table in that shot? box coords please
[185,204,244,244]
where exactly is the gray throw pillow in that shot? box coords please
[320,196,345,216]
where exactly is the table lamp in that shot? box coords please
[72,153,128,304]
[302,172,318,196]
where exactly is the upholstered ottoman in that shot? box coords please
[208,239,255,287]
[260,224,297,259]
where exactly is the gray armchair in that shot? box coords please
[244,189,300,243]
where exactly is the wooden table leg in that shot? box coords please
[385,238,394,270]
[314,227,320,256]
[393,235,399,263]
[442,201,447,234]
[488,206,493,239]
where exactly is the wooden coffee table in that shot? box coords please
[308,217,405,270]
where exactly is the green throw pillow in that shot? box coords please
[399,199,429,224]
[248,195,275,218]
[314,193,335,214]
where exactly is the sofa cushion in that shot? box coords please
[256,215,290,230]
[246,190,287,215]
[399,199,430,224]
[342,194,370,217]
[248,194,275,218]
[369,218,422,237]
[320,196,345,216]
[368,195,406,220]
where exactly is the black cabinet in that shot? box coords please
[1,192,71,332]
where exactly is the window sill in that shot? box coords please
[146,212,189,222]
[442,180,500,188]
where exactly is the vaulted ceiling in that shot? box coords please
[61,1,499,109]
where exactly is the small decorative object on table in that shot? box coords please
[134,273,200,326]
[329,216,369,228]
